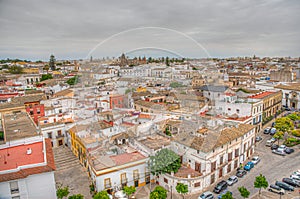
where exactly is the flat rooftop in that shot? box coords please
[3,112,38,141]
[139,134,171,150]
[0,141,44,171]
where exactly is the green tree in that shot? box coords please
[123,186,136,198]
[43,64,50,72]
[150,186,167,199]
[93,191,110,199]
[40,74,53,81]
[66,76,78,85]
[176,183,188,199]
[287,113,300,121]
[68,194,84,199]
[169,82,183,88]
[275,117,294,132]
[8,65,23,74]
[56,186,70,199]
[238,186,250,198]
[221,191,233,199]
[273,131,284,145]
[49,54,56,71]
[254,174,268,195]
[149,148,181,175]
[166,57,170,66]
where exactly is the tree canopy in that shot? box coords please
[8,65,23,74]
[221,191,233,199]
[123,186,136,197]
[169,82,184,88]
[149,148,181,175]
[49,54,56,71]
[150,186,167,199]
[275,117,294,132]
[66,76,79,85]
[40,74,53,81]
[287,113,300,121]
[238,186,250,198]
[93,191,110,199]
[56,186,70,199]
[176,183,188,198]
[273,131,284,145]
[68,194,84,199]
[254,174,268,195]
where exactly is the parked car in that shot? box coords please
[255,136,262,142]
[292,170,300,175]
[218,190,232,199]
[270,137,277,143]
[268,184,285,195]
[244,162,254,171]
[272,149,286,156]
[277,145,287,153]
[264,127,271,134]
[251,156,260,165]
[270,128,277,135]
[272,122,276,127]
[236,170,247,178]
[213,180,228,194]
[271,144,279,150]
[199,191,214,199]
[266,140,273,147]
[226,176,238,186]
[290,173,300,181]
[285,148,294,154]
[275,181,295,191]
[282,178,300,187]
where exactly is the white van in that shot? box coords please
[266,140,273,147]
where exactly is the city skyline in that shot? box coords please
[0,0,299,61]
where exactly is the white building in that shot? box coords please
[39,122,67,147]
[0,137,56,199]
[88,150,150,194]
[158,123,255,194]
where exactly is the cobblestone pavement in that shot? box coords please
[53,146,92,199]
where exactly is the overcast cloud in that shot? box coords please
[0,0,299,60]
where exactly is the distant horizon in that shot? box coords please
[0,54,299,62]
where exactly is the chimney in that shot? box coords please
[27,148,32,155]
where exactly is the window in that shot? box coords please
[235,148,239,158]
[220,155,223,165]
[228,108,231,111]
[228,152,232,161]
[57,130,62,136]
[211,161,216,172]
[121,173,127,184]
[12,197,20,199]
[104,178,111,189]
[10,181,19,194]
[47,132,52,139]
[164,178,168,184]
[133,169,139,180]
[37,108,40,114]
[194,182,200,187]
[236,109,240,114]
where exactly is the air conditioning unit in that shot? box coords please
[27,148,32,155]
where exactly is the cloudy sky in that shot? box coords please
[0,0,299,60]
